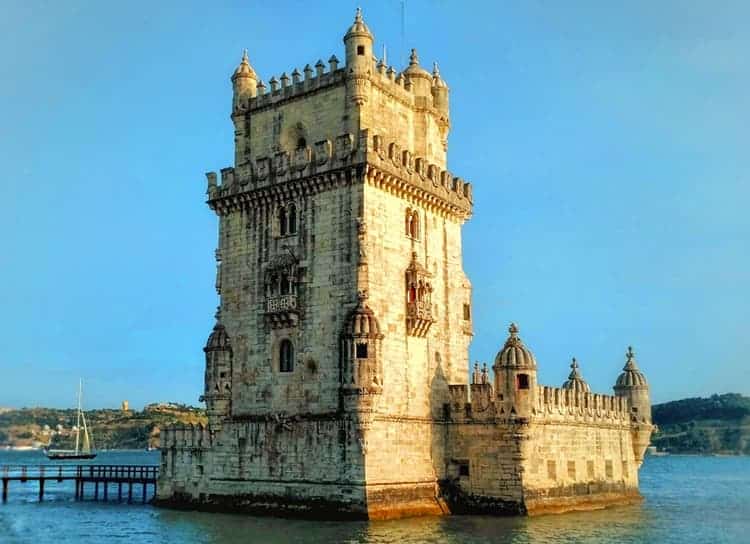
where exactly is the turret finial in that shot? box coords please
[214,306,222,322]
[571,357,578,369]
[508,322,519,336]
[627,346,634,361]
[410,48,419,66]
[355,6,362,22]
[433,61,440,77]
[241,49,249,64]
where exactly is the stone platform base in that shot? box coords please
[524,490,643,516]
[154,482,448,521]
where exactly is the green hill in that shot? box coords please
[651,393,750,454]
[0,403,206,450]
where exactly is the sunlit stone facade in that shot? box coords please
[156,10,653,519]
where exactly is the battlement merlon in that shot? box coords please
[204,130,472,221]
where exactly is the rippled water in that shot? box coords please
[0,451,748,543]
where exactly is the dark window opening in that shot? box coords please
[517,373,530,390]
[632,406,639,413]
[219,372,226,378]
[280,275,291,295]
[296,137,306,149]
[463,303,471,320]
[356,343,368,359]
[357,45,365,56]
[459,462,470,477]
[280,339,294,372]
[288,203,297,234]
[408,286,417,303]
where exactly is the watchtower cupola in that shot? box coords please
[231,49,257,113]
[614,346,651,422]
[343,8,373,74]
[200,310,233,432]
[404,48,432,98]
[493,323,538,418]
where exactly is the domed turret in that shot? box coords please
[343,8,373,73]
[341,292,384,400]
[404,48,432,97]
[201,309,233,431]
[614,346,651,422]
[494,323,537,370]
[431,62,450,118]
[562,357,591,393]
[231,49,257,112]
[493,323,538,418]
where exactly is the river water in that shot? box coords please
[0,451,747,543]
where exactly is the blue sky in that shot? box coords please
[1,1,748,409]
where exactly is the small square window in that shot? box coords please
[517,374,530,390]
[356,343,368,358]
[459,462,470,477]
[463,303,471,320]
[357,45,365,56]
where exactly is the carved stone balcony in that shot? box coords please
[265,294,299,329]
[406,300,434,337]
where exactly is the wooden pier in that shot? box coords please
[1,464,159,503]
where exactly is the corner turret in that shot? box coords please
[404,49,432,98]
[493,323,538,418]
[343,8,373,74]
[231,49,257,112]
[614,346,653,465]
[613,346,651,422]
[431,62,449,119]
[200,309,233,432]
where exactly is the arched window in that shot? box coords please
[269,274,278,295]
[410,212,420,239]
[279,339,294,372]
[405,209,413,236]
[279,207,288,236]
[288,203,297,234]
[517,373,530,390]
[280,274,290,295]
[408,286,417,303]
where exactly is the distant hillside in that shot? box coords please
[652,394,750,454]
[0,403,206,450]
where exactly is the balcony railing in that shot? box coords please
[266,294,298,313]
[407,300,433,321]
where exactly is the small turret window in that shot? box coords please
[517,373,530,390]
[356,343,368,358]
[279,339,294,372]
[357,45,365,56]
[296,137,306,149]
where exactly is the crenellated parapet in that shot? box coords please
[533,386,631,425]
[204,130,472,219]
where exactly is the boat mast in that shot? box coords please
[80,380,91,453]
[74,378,82,454]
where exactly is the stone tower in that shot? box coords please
[157,9,473,518]
[157,9,652,519]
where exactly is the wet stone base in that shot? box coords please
[154,492,370,520]
[524,481,643,515]
[155,484,447,521]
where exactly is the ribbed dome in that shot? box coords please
[404,49,432,80]
[344,293,383,338]
[231,50,256,82]
[343,7,373,41]
[562,357,591,392]
[432,62,447,89]
[205,322,231,351]
[494,323,537,369]
[615,346,648,388]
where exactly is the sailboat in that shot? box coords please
[45,379,97,460]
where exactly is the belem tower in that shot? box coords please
[156,9,654,519]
